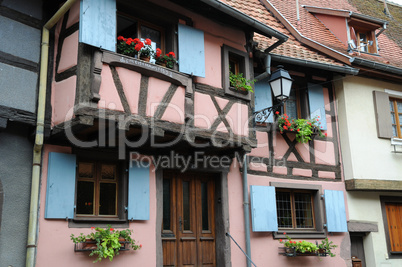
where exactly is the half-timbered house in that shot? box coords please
[27,0,363,266]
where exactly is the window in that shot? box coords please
[349,24,377,54]
[117,14,165,53]
[385,203,402,252]
[381,197,402,258]
[76,161,119,218]
[222,45,251,101]
[276,189,315,230]
[390,98,402,138]
[45,152,150,224]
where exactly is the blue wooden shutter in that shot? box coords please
[324,190,348,232]
[250,185,278,232]
[308,83,327,130]
[254,77,273,123]
[178,24,205,77]
[45,152,76,219]
[79,0,116,52]
[128,162,150,220]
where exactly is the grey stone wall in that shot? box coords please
[0,123,33,267]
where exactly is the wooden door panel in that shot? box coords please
[163,171,216,266]
[200,239,215,265]
[163,239,177,266]
[181,238,197,266]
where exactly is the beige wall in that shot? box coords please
[347,191,402,267]
[335,75,402,181]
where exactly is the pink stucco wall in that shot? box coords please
[116,67,142,114]
[98,64,124,112]
[51,76,76,126]
[58,31,78,73]
[227,165,350,267]
[67,1,80,28]
[36,145,157,267]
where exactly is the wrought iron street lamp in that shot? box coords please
[254,65,293,123]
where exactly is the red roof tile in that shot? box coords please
[220,0,345,67]
[267,0,402,70]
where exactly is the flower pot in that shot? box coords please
[156,61,166,67]
[83,239,97,250]
[140,56,150,62]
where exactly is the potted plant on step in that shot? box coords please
[71,225,142,263]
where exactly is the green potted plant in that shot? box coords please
[278,233,337,257]
[317,238,337,257]
[229,71,255,92]
[71,225,141,263]
[276,112,327,143]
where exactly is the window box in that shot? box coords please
[279,247,328,257]
[74,238,130,252]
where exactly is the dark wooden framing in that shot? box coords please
[248,71,342,180]
[380,196,402,259]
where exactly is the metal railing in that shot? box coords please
[226,232,257,267]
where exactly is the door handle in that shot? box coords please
[179,216,182,232]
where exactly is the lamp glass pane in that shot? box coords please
[281,79,292,99]
[270,79,282,98]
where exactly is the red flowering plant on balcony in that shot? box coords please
[276,111,326,143]
[71,225,141,263]
[136,38,154,59]
[117,36,140,57]
[117,36,154,60]
[154,48,177,69]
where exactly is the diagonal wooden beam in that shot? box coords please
[210,96,234,134]
[109,65,131,114]
[153,84,179,120]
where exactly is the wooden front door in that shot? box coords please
[162,171,216,267]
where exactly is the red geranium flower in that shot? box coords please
[283,125,288,130]
[133,38,140,44]
[144,38,152,45]
[126,39,132,45]
[117,36,125,41]
[325,133,328,136]
[135,42,144,51]
[167,51,176,58]
[275,111,280,115]
[110,228,114,231]
[156,48,162,58]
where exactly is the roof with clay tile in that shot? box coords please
[265,0,402,69]
[220,0,345,67]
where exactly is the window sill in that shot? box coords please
[273,231,326,240]
[68,217,129,228]
[102,50,190,88]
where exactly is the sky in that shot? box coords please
[388,0,402,5]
